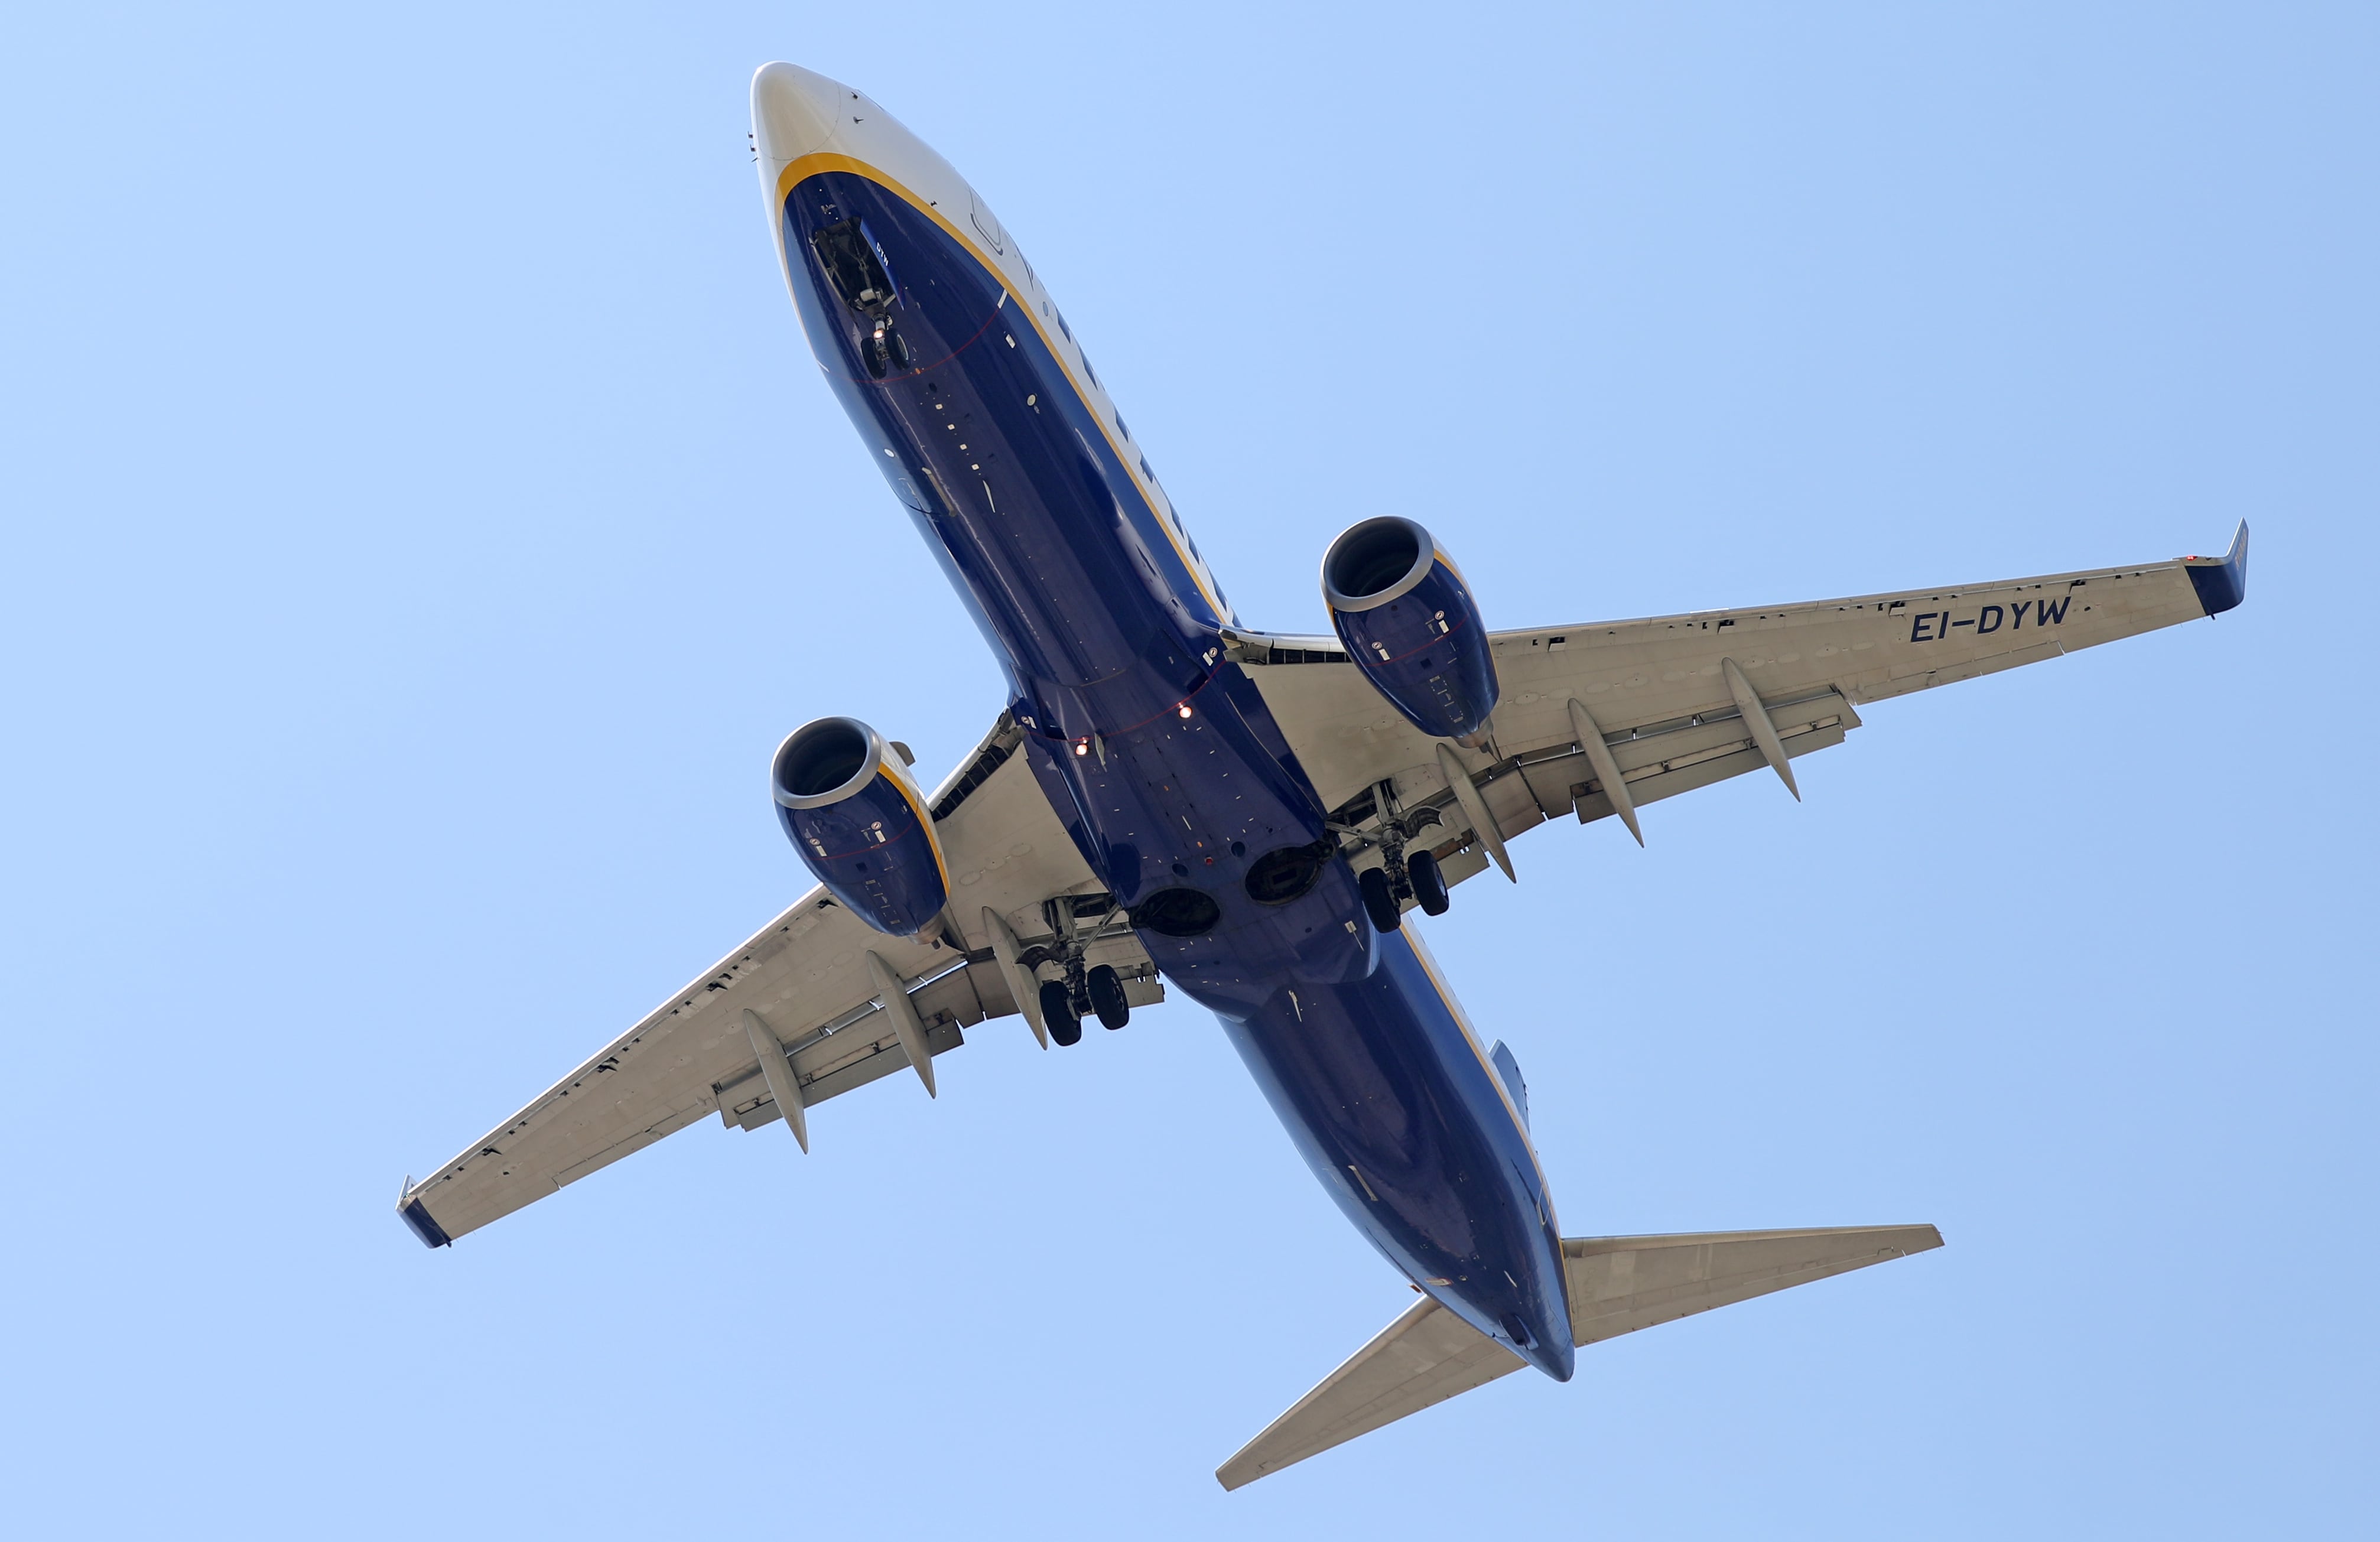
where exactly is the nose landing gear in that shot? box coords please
[861,320,913,379]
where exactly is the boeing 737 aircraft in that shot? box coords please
[397,63,2249,1486]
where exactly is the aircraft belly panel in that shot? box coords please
[1212,930,1573,1375]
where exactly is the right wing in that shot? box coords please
[1233,525,2247,880]
[396,713,1158,1247]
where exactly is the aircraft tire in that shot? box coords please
[1087,964,1130,1030]
[1041,980,1084,1046]
[1409,850,1451,916]
[887,328,913,369]
[1359,866,1402,932]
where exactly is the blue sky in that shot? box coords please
[3,4,2374,1536]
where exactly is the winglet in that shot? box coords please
[398,1196,452,1249]
[2183,521,2249,617]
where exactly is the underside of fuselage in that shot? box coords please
[760,69,1571,1375]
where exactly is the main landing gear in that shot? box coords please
[1087,964,1130,1029]
[1040,979,1084,1047]
[1407,848,1450,916]
[1350,785,1453,934]
[1034,896,1131,1047]
[1039,966,1127,1045]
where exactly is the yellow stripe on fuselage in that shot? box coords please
[773,152,1228,620]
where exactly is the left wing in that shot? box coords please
[1232,525,2246,882]
[396,714,1156,1247]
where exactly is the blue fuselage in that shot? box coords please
[777,164,1573,1376]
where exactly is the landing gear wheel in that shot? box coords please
[1041,980,1083,1046]
[861,334,889,379]
[886,327,913,369]
[1087,964,1130,1029]
[1408,849,1450,916]
[1358,866,1402,933]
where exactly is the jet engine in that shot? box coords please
[770,717,950,937]
[1321,516,1500,743]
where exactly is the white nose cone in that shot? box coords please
[750,61,848,165]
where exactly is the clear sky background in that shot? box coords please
[4,4,2374,1536]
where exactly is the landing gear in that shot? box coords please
[1036,896,1132,1042]
[861,322,913,379]
[1408,849,1450,916]
[1358,866,1402,933]
[1334,780,1451,924]
[1041,979,1083,1047]
[1087,964,1130,1029]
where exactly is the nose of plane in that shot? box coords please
[750,61,849,164]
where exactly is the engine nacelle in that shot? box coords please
[770,717,950,937]
[1321,516,1500,743]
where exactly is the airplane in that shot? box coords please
[396,61,2251,1488]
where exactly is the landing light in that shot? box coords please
[1073,740,1089,757]
[1177,704,1193,719]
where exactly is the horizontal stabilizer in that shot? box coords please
[1215,1223,1940,1490]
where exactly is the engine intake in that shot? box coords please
[1321,516,1500,743]
[770,717,950,937]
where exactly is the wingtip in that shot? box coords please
[398,1196,453,1249]
[2184,521,2249,616]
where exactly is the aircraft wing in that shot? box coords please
[396,713,1158,1247]
[1232,525,2247,876]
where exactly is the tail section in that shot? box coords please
[1215,1224,1941,1490]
